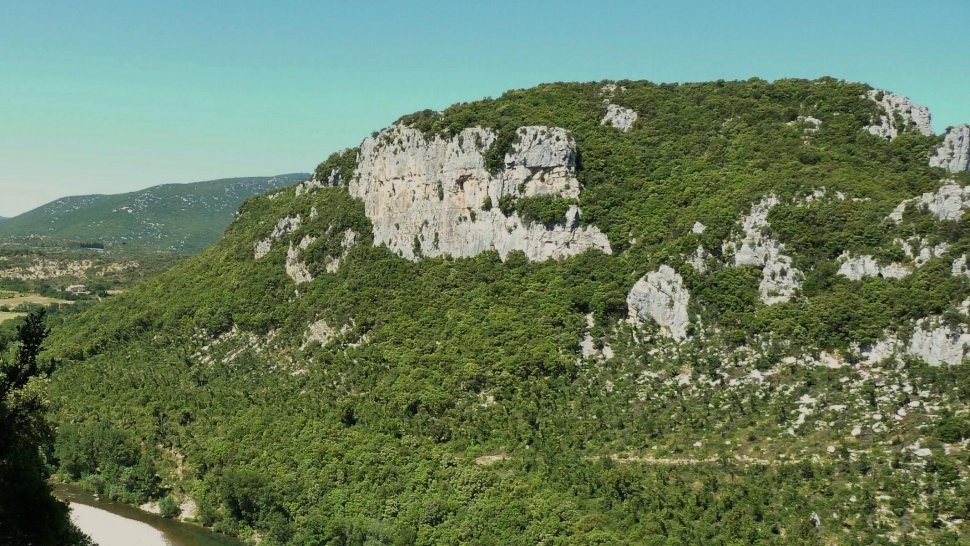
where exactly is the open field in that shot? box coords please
[0,311,27,324]
[0,293,73,308]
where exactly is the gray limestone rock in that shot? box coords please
[929,125,970,173]
[600,104,638,132]
[865,90,933,140]
[722,196,803,304]
[627,265,690,341]
[349,124,611,262]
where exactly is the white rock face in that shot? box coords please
[254,215,302,259]
[601,104,638,132]
[953,255,970,278]
[691,221,706,234]
[627,265,690,341]
[897,237,949,267]
[907,318,970,366]
[888,182,970,223]
[350,124,611,261]
[285,235,316,284]
[929,125,970,173]
[688,245,710,272]
[837,253,911,280]
[723,196,803,304]
[325,229,358,274]
[865,90,933,140]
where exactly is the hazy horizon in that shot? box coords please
[2,0,968,217]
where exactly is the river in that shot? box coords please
[53,484,244,546]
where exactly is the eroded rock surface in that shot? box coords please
[349,124,611,261]
[907,318,970,366]
[865,90,933,140]
[627,265,690,341]
[601,104,637,131]
[255,215,302,259]
[723,196,803,304]
[837,253,910,280]
[888,182,970,223]
[929,125,970,173]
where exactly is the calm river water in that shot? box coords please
[54,484,244,546]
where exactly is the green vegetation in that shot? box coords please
[39,79,970,544]
[0,174,308,254]
[0,310,91,544]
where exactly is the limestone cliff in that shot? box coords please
[626,265,691,341]
[929,125,970,173]
[865,90,933,140]
[348,124,611,261]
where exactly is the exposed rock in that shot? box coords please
[897,237,949,267]
[325,229,358,274]
[723,196,803,304]
[179,499,198,521]
[837,253,910,280]
[297,168,343,196]
[953,255,970,278]
[304,319,336,347]
[929,125,970,173]
[627,265,690,341]
[691,221,706,234]
[285,235,315,284]
[888,182,970,223]
[601,104,638,131]
[688,245,710,273]
[254,215,302,259]
[907,318,970,366]
[787,116,822,134]
[350,124,611,261]
[865,90,933,140]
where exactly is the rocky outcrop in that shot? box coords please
[627,265,690,341]
[285,235,316,284]
[723,196,803,304]
[255,215,302,259]
[897,237,949,267]
[837,253,910,280]
[865,90,933,140]
[907,318,970,366]
[888,182,970,223]
[929,125,970,173]
[324,229,358,274]
[601,104,637,131]
[349,124,611,261]
[953,255,970,278]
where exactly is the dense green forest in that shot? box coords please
[0,310,91,544]
[39,78,970,544]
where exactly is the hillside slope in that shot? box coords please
[0,174,308,253]
[46,78,970,545]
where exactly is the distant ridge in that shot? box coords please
[0,174,308,253]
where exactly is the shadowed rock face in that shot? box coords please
[930,125,970,173]
[349,124,611,261]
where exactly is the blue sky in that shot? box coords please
[1,0,967,216]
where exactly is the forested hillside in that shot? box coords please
[44,78,970,544]
[0,174,308,253]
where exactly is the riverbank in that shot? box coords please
[54,484,244,546]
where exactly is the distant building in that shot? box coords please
[67,284,89,295]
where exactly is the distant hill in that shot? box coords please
[0,174,307,253]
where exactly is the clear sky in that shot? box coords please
[1,0,967,217]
